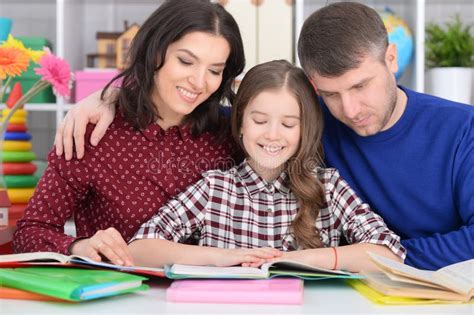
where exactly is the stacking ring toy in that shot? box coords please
[6,124,27,132]
[5,175,39,188]
[2,109,27,117]
[3,163,37,175]
[3,141,32,151]
[4,132,32,141]
[7,188,36,204]
[2,151,36,162]
[1,116,26,124]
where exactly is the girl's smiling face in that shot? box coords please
[240,88,301,181]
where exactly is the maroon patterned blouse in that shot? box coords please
[13,112,235,254]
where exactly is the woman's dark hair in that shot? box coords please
[231,60,326,249]
[102,0,245,136]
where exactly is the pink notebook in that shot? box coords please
[166,278,304,304]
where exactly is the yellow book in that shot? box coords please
[346,279,466,305]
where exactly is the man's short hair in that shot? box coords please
[298,2,388,77]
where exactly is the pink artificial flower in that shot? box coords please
[34,48,71,97]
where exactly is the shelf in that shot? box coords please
[0,104,74,111]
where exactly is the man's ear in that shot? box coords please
[385,43,399,74]
[309,78,320,96]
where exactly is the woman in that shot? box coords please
[13,0,245,266]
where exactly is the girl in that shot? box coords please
[128,60,406,272]
[13,0,245,266]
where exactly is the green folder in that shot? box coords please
[0,267,149,301]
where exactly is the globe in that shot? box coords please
[379,9,414,80]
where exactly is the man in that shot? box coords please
[297,2,473,270]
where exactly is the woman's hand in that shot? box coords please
[69,227,134,266]
[55,89,117,160]
[215,247,283,268]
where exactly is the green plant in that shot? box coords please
[425,15,474,68]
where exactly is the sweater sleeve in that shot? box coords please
[402,117,474,270]
[13,148,92,255]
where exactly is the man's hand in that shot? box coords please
[55,89,116,160]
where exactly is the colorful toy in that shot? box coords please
[6,188,35,204]
[1,85,40,211]
[2,151,36,163]
[6,124,27,132]
[4,132,32,141]
[3,141,32,151]
[3,163,37,175]
[4,175,39,188]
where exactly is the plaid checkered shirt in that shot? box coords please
[131,161,406,259]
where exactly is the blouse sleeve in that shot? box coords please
[130,177,211,243]
[324,168,407,259]
[13,149,92,254]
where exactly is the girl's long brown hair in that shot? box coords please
[231,60,326,249]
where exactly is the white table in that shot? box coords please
[1,279,472,315]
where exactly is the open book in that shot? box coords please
[0,252,165,277]
[363,252,474,302]
[165,259,362,280]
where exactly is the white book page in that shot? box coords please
[0,252,70,263]
[368,252,439,286]
[260,260,353,276]
[435,259,474,296]
[169,264,266,277]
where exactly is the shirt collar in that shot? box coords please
[237,160,290,196]
[140,122,191,142]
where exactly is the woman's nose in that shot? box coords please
[188,69,206,90]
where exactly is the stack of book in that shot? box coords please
[355,252,474,304]
[0,252,167,302]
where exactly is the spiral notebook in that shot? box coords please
[166,278,304,304]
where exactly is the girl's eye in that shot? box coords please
[355,83,365,90]
[253,120,266,125]
[283,123,296,128]
[178,57,192,65]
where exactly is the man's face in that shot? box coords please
[310,45,404,136]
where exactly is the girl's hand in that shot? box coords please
[267,248,335,270]
[55,89,116,160]
[69,227,133,266]
[215,247,282,268]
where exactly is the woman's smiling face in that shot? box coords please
[152,31,230,125]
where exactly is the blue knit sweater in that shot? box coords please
[322,86,474,270]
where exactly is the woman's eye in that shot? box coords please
[209,69,222,76]
[178,57,192,65]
